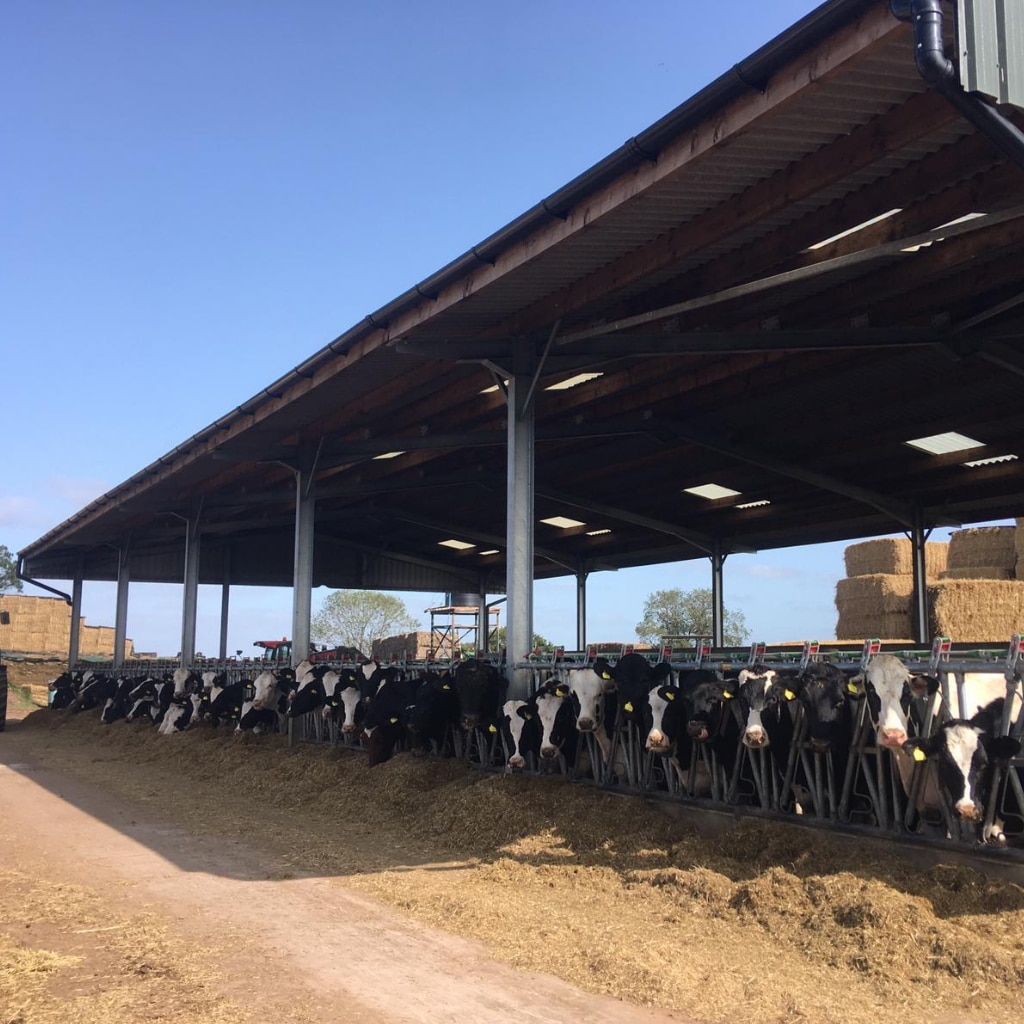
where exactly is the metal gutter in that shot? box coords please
[893,0,1024,172]
[19,0,878,563]
[16,556,72,605]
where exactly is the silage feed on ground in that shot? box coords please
[10,709,1024,1024]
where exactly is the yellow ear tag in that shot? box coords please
[784,690,796,701]
[488,724,498,733]
[556,687,569,698]
[665,691,675,701]
[389,717,398,724]
[846,682,859,694]
[524,713,533,720]
[601,672,611,680]
[912,747,927,762]
[623,701,634,713]
[442,684,451,690]
[722,691,732,700]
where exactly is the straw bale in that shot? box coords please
[373,631,441,661]
[835,574,914,640]
[928,578,1024,642]
[947,526,1017,573]
[843,537,948,578]
[1017,518,1024,580]
[940,566,1014,580]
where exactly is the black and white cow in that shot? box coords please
[207,679,246,728]
[125,675,174,724]
[157,692,204,734]
[406,670,460,756]
[500,697,540,772]
[68,672,116,714]
[903,697,1021,842]
[236,668,291,734]
[48,670,84,710]
[286,662,336,719]
[99,675,136,724]
[361,670,417,766]
[560,659,617,767]
[453,658,505,733]
[172,667,203,700]
[533,679,579,772]
[730,666,792,750]
[327,668,366,740]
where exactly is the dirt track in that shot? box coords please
[0,721,686,1024]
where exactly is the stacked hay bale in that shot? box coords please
[930,525,1023,641]
[0,595,132,658]
[0,595,72,654]
[835,537,948,640]
[373,631,453,661]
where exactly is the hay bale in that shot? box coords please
[947,526,1017,574]
[940,567,1014,580]
[1016,519,1024,580]
[834,574,914,640]
[843,538,948,578]
[928,578,1024,642]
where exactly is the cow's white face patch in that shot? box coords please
[338,686,360,729]
[535,693,563,756]
[360,663,376,682]
[865,654,912,745]
[944,724,982,811]
[502,699,529,764]
[172,667,192,696]
[647,686,670,751]
[252,671,278,708]
[566,669,605,730]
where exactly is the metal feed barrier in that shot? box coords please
[66,636,1024,862]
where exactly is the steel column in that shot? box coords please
[180,511,200,666]
[113,542,130,670]
[67,563,83,668]
[505,363,535,699]
[291,448,316,670]
[710,542,726,647]
[219,582,230,661]
[909,517,932,644]
[576,564,588,651]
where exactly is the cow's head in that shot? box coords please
[733,666,784,749]
[793,662,855,752]
[848,654,938,749]
[535,680,573,761]
[563,662,615,733]
[251,670,279,710]
[680,673,732,743]
[645,681,683,755]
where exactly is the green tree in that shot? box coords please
[485,627,554,654]
[311,590,419,657]
[635,587,748,647]
[0,544,22,594]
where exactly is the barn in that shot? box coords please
[13,0,1024,848]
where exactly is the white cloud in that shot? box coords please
[737,563,803,580]
[0,495,49,528]
[45,476,110,507]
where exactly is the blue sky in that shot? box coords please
[2,2,1010,657]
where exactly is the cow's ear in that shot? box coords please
[845,673,866,697]
[983,735,1021,762]
[652,663,672,683]
[909,673,939,697]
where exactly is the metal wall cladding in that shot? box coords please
[958,0,1024,109]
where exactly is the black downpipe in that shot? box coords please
[894,0,1024,173]
[16,557,72,605]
